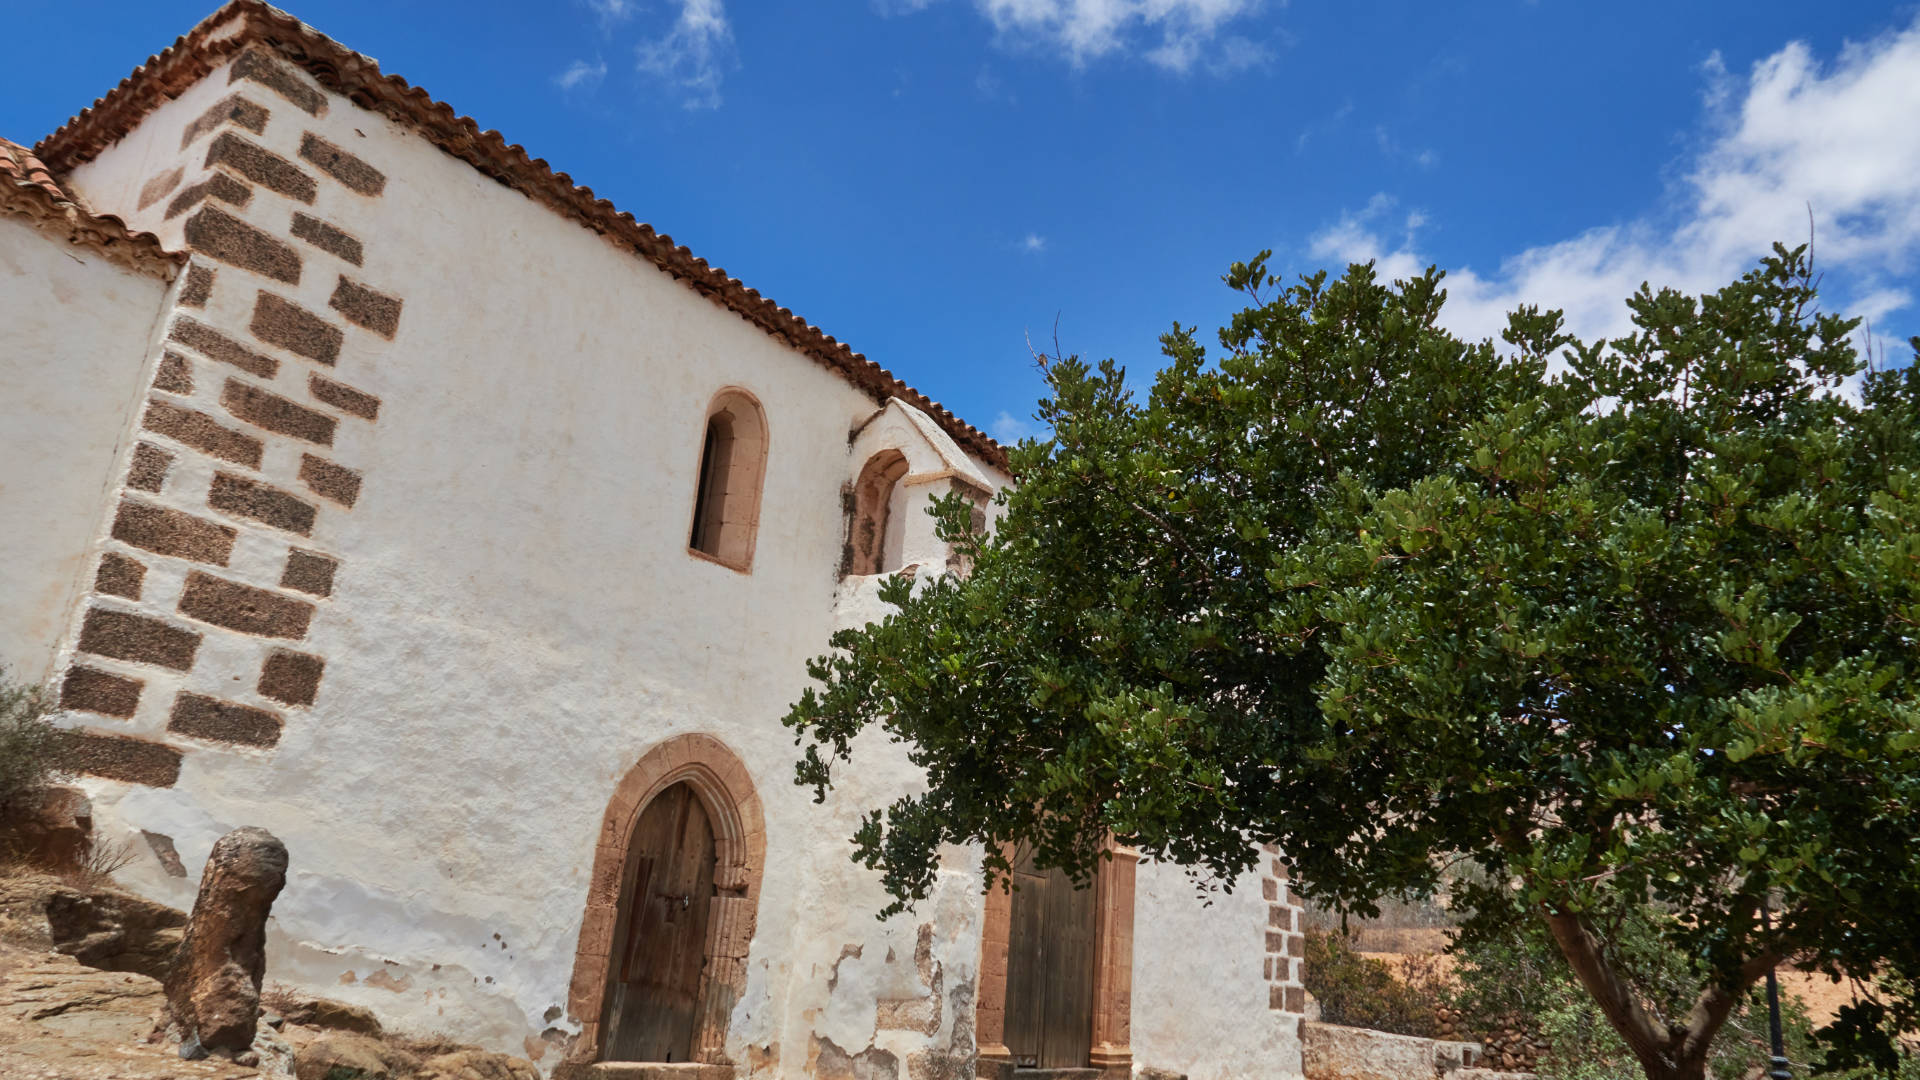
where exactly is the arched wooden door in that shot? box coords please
[1003,847,1098,1068]
[603,782,716,1062]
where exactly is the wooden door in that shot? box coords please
[603,783,717,1062]
[1003,848,1097,1068]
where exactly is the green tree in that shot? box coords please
[785,247,1920,1080]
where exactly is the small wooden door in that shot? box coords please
[1003,848,1097,1068]
[603,783,716,1062]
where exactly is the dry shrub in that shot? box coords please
[1303,929,1443,1037]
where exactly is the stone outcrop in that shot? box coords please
[45,884,189,980]
[165,826,288,1057]
[416,1048,544,1080]
[0,787,94,872]
[286,1029,414,1080]
[0,946,261,1080]
[0,869,187,979]
[268,989,383,1036]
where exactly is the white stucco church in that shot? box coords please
[0,3,1309,1077]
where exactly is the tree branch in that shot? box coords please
[1542,907,1680,1076]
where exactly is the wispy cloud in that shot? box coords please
[1308,15,1920,353]
[887,0,1271,74]
[555,59,608,92]
[992,410,1040,443]
[637,0,736,110]
[1021,232,1048,253]
[586,0,635,28]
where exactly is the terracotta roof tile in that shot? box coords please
[1,137,178,277]
[34,1,1005,468]
[0,138,70,201]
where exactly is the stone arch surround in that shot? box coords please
[976,839,1138,1080]
[566,733,767,1066]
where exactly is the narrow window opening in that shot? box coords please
[686,390,766,571]
[690,414,734,556]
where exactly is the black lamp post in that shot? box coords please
[1762,903,1791,1080]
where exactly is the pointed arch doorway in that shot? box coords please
[604,782,716,1061]
[567,735,766,1067]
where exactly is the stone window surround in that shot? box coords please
[566,733,767,1067]
[975,838,1138,1080]
[685,387,769,574]
[843,447,910,576]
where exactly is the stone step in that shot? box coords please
[588,1064,739,1080]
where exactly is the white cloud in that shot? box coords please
[587,0,634,27]
[1022,232,1048,253]
[897,0,1268,73]
[555,59,608,92]
[992,410,1039,443]
[637,0,736,110]
[1309,15,1920,351]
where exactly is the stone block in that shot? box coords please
[171,316,278,379]
[165,172,252,220]
[76,607,201,671]
[95,552,147,600]
[178,571,314,639]
[250,291,342,363]
[209,471,317,535]
[230,48,324,115]
[60,666,143,718]
[66,730,183,787]
[111,498,237,565]
[204,131,316,203]
[154,351,195,393]
[1301,1021,1466,1080]
[299,453,361,506]
[180,93,270,148]
[139,166,184,210]
[328,276,402,337]
[128,441,174,491]
[290,212,362,265]
[168,691,283,747]
[183,204,300,284]
[280,548,337,596]
[309,373,379,420]
[257,650,323,707]
[143,399,263,468]
[299,132,385,195]
[222,378,337,445]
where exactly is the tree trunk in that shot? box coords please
[1539,905,1776,1080]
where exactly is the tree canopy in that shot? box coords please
[784,246,1920,1080]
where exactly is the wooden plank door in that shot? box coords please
[1003,848,1097,1068]
[604,783,717,1062]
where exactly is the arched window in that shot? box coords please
[844,449,909,576]
[687,389,767,571]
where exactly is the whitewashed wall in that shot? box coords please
[44,26,1290,1080]
[56,48,1004,1074]
[1132,860,1306,1080]
[0,215,169,682]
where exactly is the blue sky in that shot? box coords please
[8,1,1920,441]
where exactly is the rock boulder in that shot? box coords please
[164,827,288,1056]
